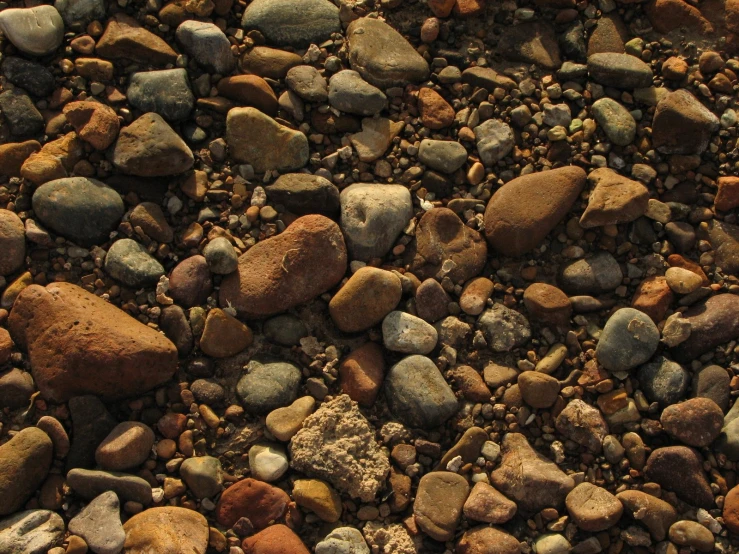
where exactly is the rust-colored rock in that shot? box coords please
[339,342,385,407]
[62,101,120,150]
[715,176,739,212]
[645,0,713,35]
[630,276,673,323]
[0,140,40,176]
[724,485,739,534]
[523,283,571,328]
[217,75,278,115]
[242,524,310,554]
[96,14,178,65]
[215,478,290,529]
[418,88,455,129]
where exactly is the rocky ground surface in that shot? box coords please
[2,0,739,552]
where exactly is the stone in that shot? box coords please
[0,90,45,137]
[591,98,636,146]
[289,395,390,501]
[200,308,252,358]
[219,215,347,318]
[385,355,458,428]
[104,239,165,288]
[518,371,559,408]
[0,210,25,276]
[349,117,405,162]
[215,478,289,529]
[665,266,703,294]
[68,491,125,554]
[241,0,339,47]
[456,526,521,554]
[127,69,194,122]
[96,14,177,65]
[286,66,328,102]
[9,282,177,402]
[2,57,55,97]
[0,510,64,554]
[169,255,213,308]
[382,311,438,355]
[176,20,235,75]
[522,283,571,328]
[67,396,117,471]
[122,507,209,554]
[724,485,739,534]
[54,0,105,28]
[595,308,659,372]
[580,168,649,228]
[651,90,719,155]
[418,139,468,173]
[661,397,723,447]
[236,359,301,414]
[240,46,302,79]
[0,368,34,409]
[637,356,689,407]
[490,433,574,514]
[339,343,385,407]
[346,17,429,88]
[316,527,369,554]
[450,366,491,402]
[644,446,714,508]
[587,53,653,88]
[203,237,238,274]
[617,490,677,541]
[715,176,739,212]
[248,443,289,482]
[0,6,64,56]
[129,202,172,243]
[645,0,713,35]
[413,472,470,541]
[67,469,152,505]
[95,422,154,472]
[555,399,609,452]
[631,275,672,322]
[328,70,387,116]
[474,119,514,166]
[499,21,561,69]
[263,314,308,346]
[267,173,339,216]
[265,396,315,441]
[180,456,222,499]
[587,13,628,55]
[293,479,342,522]
[534,534,570,554]
[339,183,412,261]
[63,101,119,150]
[0,140,41,177]
[330,267,402,332]
[217,75,278,115]
[693,365,730,412]
[668,520,714,552]
[672,294,739,363]
[477,303,531,352]
[462,482,517,524]
[241,525,310,554]
[226,107,308,173]
[566,483,622,532]
[418,88,455,129]
[415,279,450,323]
[112,113,194,177]
[484,166,586,256]
[0,428,53,515]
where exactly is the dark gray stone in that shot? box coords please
[263,314,308,346]
[236,360,302,414]
[66,468,152,505]
[127,69,194,122]
[241,0,340,47]
[587,53,653,89]
[693,365,730,412]
[2,57,55,97]
[637,356,690,407]
[0,89,44,137]
[266,173,340,216]
[159,305,193,357]
[176,20,235,75]
[596,308,659,372]
[54,0,105,28]
[104,238,165,288]
[559,251,623,294]
[328,70,386,116]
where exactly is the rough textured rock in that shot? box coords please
[580,168,649,228]
[289,395,390,502]
[0,209,25,276]
[96,13,177,65]
[477,304,531,352]
[644,446,714,508]
[122,506,209,554]
[565,483,623,532]
[456,526,521,554]
[413,472,470,541]
[241,0,339,47]
[0,428,53,516]
[595,308,660,372]
[672,294,739,363]
[651,90,719,155]
[0,510,65,554]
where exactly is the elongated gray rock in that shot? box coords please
[68,491,125,554]
[241,0,339,47]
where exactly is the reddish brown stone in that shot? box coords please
[662,56,689,80]
[168,255,213,308]
[63,101,120,150]
[724,485,739,534]
[418,88,454,129]
[157,412,187,440]
[453,0,485,16]
[96,14,178,65]
[450,365,491,402]
[0,140,41,177]
[523,283,572,328]
[630,276,673,323]
[660,397,723,447]
[456,525,521,554]
[217,75,278,116]
[460,277,494,316]
[242,524,310,554]
[216,478,290,530]
[645,0,713,34]
[715,176,739,212]
[339,342,385,407]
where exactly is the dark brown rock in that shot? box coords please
[169,255,213,308]
[660,397,723,447]
[96,14,178,65]
[672,294,739,363]
[644,446,714,508]
[216,478,290,529]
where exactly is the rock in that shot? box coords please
[0,140,41,177]
[631,275,673,323]
[240,46,302,79]
[226,107,308,173]
[339,343,385,407]
[637,356,689,407]
[104,239,165,287]
[129,202,172,243]
[556,399,609,452]
[266,173,340,216]
[0,6,64,56]
[265,396,315,441]
[0,510,64,554]
[286,66,328,102]
[591,98,636,147]
[450,366,491,402]
[96,14,177,65]
[217,75,278,115]
[62,101,120,150]
[68,491,125,554]
[693,365,730,412]
[651,90,719,155]
[382,311,438,355]
[219,215,347,318]
[418,88,455,129]
[95,422,154,471]
[9,282,177,402]
[2,57,55,97]
[122,507,209,554]
[644,446,714,508]
[263,314,308,346]
[293,479,342,522]
[518,371,559,408]
[0,368,35,409]
[215,478,289,529]
[241,524,310,554]
[67,468,152,505]
[587,13,628,55]
[595,308,659,372]
[484,166,586,256]
[127,69,194,122]
[176,20,235,75]
[456,526,521,554]
[715,176,739,212]
[665,266,703,294]
[112,113,194,177]
[698,219,739,274]
[316,527,369,554]
[0,210,25,276]
[328,70,387,116]
[385,355,457,428]
[200,308,252,358]
[661,397,723,447]
[241,0,339,47]
[724,485,739,534]
[672,294,739,363]
[498,21,561,69]
[248,443,289,482]
[0,428,53,515]
[180,456,222,498]
[329,267,402,332]
[534,534,570,554]
[668,520,714,552]
[617,490,677,541]
[346,18,429,88]
[587,53,653,89]
[580,168,649,228]
[474,119,514,166]
[0,90,45,137]
[289,395,390,501]
[413,472,470,541]
[522,283,571,328]
[418,139,467,173]
[560,252,623,294]
[566,483,622,532]
[66,396,117,471]
[236,359,301,414]
[477,303,531,352]
[463,482,517,524]
[645,0,713,35]
[169,255,213,308]
[54,0,105,28]
[349,117,405,162]
[413,278,449,323]
[339,183,412,261]
[203,237,238,274]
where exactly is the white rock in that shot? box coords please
[316,527,370,554]
[0,6,64,56]
[248,443,289,482]
[382,311,438,355]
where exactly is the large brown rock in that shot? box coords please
[651,90,719,155]
[645,0,713,35]
[215,478,290,529]
[0,140,40,176]
[644,446,714,508]
[0,427,53,515]
[671,294,739,363]
[8,282,178,403]
[217,75,278,115]
[579,168,649,228]
[242,524,310,554]
[122,506,209,554]
[219,215,347,318]
[456,526,521,554]
[484,166,586,256]
[96,14,178,65]
[405,208,487,285]
[617,490,677,541]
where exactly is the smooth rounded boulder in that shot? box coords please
[8,282,178,402]
[219,215,347,318]
[122,506,209,554]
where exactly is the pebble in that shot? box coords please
[68,491,125,554]
[55,0,105,28]
[248,443,289,482]
[555,399,608,452]
[592,98,636,146]
[180,456,223,499]
[266,173,339,216]
[236,359,301,414]
[665,266,703,294]
[474,119,514,166]
[169,255,213,308]
[0,428,53,516]
[66,468,152,506]
[0,368,34,409]
[330,267,402,332]
[418,139,468,173]
[460,277,495,316]
[0,510,65,554]
[240,46,302,79]
[418,87,454,129]
[200,308,252,358]
[217,75,278,115]
[518,371,560,409]
[203,237,238,275]
[580,167,649,228]
[104,238,165,288]
[328,70,387,116]
[241,0,339,47]
[565,482,623,532]
[241,524,309,554]
[96,14,177,64]
[587,52,653,88]
[413,279,450,323]
[499,21,561,68]
[595,308,659,372]
[456,526,521,554]
[0,210,25,276]
[382,311,438,355]
[651,90,719,154]
[129,202,173,243]
[293,479,342,522]
[95,421,154,471]
[723,485,739,534]
[0,6,64,56]
[616,490,677,541]
[350,117,405,162]
[265,396,315,441]
[668,520,714,552]
[338,343,385,406]
[122,507,209,554]
[175,20,235,75]
[315,527,369,554]
[0,90,44,137]
[127,69,195,122]
[215,478,289,529]
[672,294,739,362]
[413,472,469,541]
[693,364,730,412]
[286,66,328,102]
[2,57,55,97]
[463,481,517,524]
[644,446,714,508]
[660,397,723,447]
[477,303,531,352]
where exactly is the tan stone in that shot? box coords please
[199,308,252,358]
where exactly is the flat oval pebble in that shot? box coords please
[595,308,660,372]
